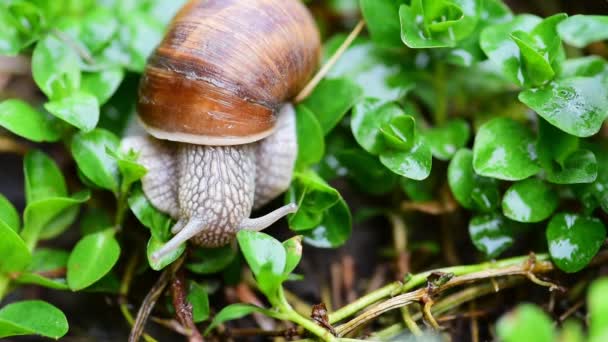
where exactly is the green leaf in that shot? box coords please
[558,320,585,342]
[519,77,608,138]
[120,13,164,72]
[282,235,303,277]
[107,148,147,192]
[22,191,90,241]
[589,277,608,340]
[360,0,402,48]
[546,213,606,273]
[0,100,62,142]
[380,115,416,151]
[79,10,119,53]
[380,136,432,180]
[32,33,81,100]
[0,221,31,273]
[468,213,516,258]
[14,273,68,290]
[448,149,500,212]
[44,91,100,132]
[497,304,554,342]
[26,248,69,274]
[473,117,540,181]
[236,230,286,297]
[558,15,608,48]
[302,78,362,135]
[0,8,24,55]
[423,119,470,160]
[502,179,558,223]
[303,198,352,248]
[400,0,480,48]
[0,194,19,232]
[128,183,173,241]
[81,68,125,105]
[561,56,608,79]
[205,304,273,336]
[71,129,120,194]
[351,99,406,155]
[295,105,325,169]
[146,235,185,271]
[480,14,542,86]
[334,149,398,195]
[67,229,121,290]
[536,118,597,184]
[510,30,555,87]
[0,300,68,339]
[186,246,237,275]
[286,171,341,231]
[24,150,67,204]
[187,282,210,323]
[323,39,412,101]
[15,248,69,290]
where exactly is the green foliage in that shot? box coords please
[468,213,517,258]
[473,117,540,181]
[497,277,608,341]
[1,0,608,339]
[502,178,558,223]
[497,304,555,342]
[67,229,120,290]
[546,213,606,273]
[0,300,68,339]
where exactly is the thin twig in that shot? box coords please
[294,20,365,103]
[470,302,479,342]
[559,300,585,322]
[120,254,157,342]
[129,258,185,342]
[170,270,203,342]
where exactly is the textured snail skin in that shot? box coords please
[122,105,299,260]
[137,0,320,145]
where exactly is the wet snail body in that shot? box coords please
[121,0,321,260]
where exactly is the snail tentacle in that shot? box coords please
[239,203,298,232]
[152,218,205,261]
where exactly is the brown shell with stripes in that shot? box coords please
[137,0,321,146]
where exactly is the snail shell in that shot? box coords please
[137,0,321,146]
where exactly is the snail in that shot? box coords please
[121,0,320,261]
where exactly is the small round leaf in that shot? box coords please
[546,213,606,273]
[473,117,540,181]
[502,178,558,222]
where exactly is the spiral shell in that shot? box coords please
[137,0,321,145]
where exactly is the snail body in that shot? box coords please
[121,0,320,260]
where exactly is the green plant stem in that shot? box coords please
[277,288,337,342]
[0,276,10,301]
[328,282,403,324]
[114,191,129,232]
[329,253,550,324]
[401,307,422,336]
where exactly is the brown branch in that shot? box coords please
[170,270,203,342]
[129,258,184,342]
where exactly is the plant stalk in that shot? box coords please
[329,253,551,324]
[278,288,337,342]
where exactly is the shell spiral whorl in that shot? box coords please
[137,0,321,145]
